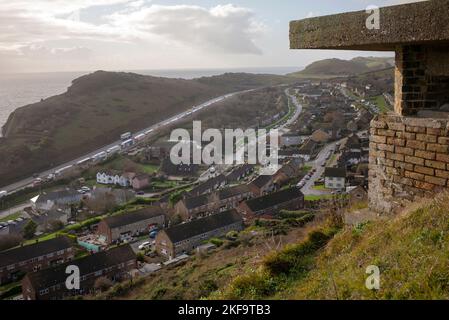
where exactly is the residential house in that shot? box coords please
[131,174,151,190]
[97,207,166,244]
[248,175,275,197]
[298,139,318,161]
[0,236,74,285]
[324,167,347,190]
[273,160,303,187]
[30,190,83,212]
[187,174,227,197]
[21,245,136,300]
[225,164,255,183]
[155,209,243,259]
[279,132,303,147]
[160,159,198,178]
[216,185,253,212]
[96,170,131,187]
[174,193,218,220]
[238,187,304,220]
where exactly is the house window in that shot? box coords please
[39,288,49,295]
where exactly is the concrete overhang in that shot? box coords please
[290,0,449,51]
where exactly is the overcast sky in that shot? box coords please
[0,0,425,74]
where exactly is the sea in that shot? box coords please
[0,66,300,136]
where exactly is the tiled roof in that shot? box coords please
[0,236,73,268]
[244,187,304,213]
[324,167,347,178]
[164,210,243,243]
[103,207,165,229]
[25,245,136,290]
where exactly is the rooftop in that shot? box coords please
[164,209,243,243]
[244,187,304,213]
[0,236,73,268]
[103,207,165,229]
[324,167,347,178]
[25,245,136,290]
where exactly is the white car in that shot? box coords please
[138,241,151,250]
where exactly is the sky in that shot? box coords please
[0,0,425,74]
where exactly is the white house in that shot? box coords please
[96,171,132,187]
[324,167,347,190]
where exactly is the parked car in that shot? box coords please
[138,241,152,250]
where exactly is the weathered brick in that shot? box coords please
[377,143,395,152]
[406,126,426,133]
[415,150,435,160]
[416,134,437,143]
[405,155,425,166]
[386,137,405,147]
[395,161,414,171]
[386,152,404,162]
[396,131,416,140]
[436,153,449,163]
[438,137,449,145]
[393,175,414,186]
[405,171,424,181]
[395,146,414,156]
[377,158,395,167]
[414,166,434,176]
[427,128,441,135]
[427,143,449,153]
[388,122,405,131]
[414,181,436,191]
[372,150,386,158]
[377,129,396,137]
[371,120,387,129]
[435,170,449,179]
[371,135,386,144]
[406,140,426,150]
[425,175,447,186]
[425,160,446,170]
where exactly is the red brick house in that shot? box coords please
[22,245,136,300]
[132,173,151,190]
[238,187,304,220]
[248,175,276,197]
[0,236,74,285]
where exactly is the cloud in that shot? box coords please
[107,4,265,55]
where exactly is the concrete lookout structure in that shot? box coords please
[290,0,449,212]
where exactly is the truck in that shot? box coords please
[54,165,73,177]
[121,139,134,149]
[0,190,7,199]
[107,145,121,155]
[76,158,91,166]
[93,151,107,162]
[134,133,145,141]
[120,132,132,141]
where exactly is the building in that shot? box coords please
[174,193,218,220]
[160,158,198,178]
[348,185,368,205]
[187,174,227,197]
[131,174,151,190]
[21,245,136,300]
[96,170,131,187]
[248,175,275,197]
[97,207,166,244]
[30,190,83,212]
[311,129,331,143]
[216,185,253,212]
[238,187,304,220]
[324,167,347,190]
[155,210,243,259]
[0,236,74,285]
[279,132,303,147]
[273,160,303,186]
[225,164,255,182]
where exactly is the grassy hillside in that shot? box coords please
[289,57,394,78]
[217,193,449,300]
[0,71,294,187]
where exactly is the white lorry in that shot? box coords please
[0,190,7,199]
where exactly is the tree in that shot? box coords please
[23,220,37,239]
[48,220,64,232]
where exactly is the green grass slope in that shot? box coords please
[217,193,449,300]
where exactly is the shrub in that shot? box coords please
[210,238,224,247]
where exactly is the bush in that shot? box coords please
[0,234,23,251]
[279,210,311,219]
[210,238,224,247]
[226,270,277,300]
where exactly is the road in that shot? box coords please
[300,141,339,196]
[1,89,256,195]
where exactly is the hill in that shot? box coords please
[289,57,394,78]
[217,193,449,300]
[0,71,294,187]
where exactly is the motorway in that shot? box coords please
[1,89,256,195]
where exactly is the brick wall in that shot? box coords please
[369,113,449,212]
[395,45,449,116]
